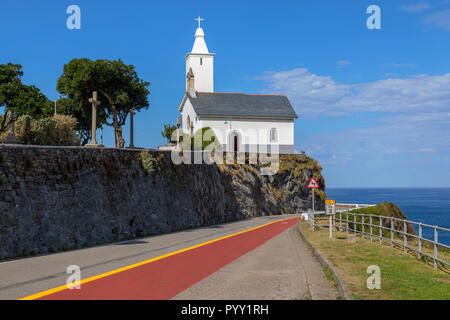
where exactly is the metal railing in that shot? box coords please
[305,210,450,269]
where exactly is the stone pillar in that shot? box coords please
[128,109,135,148]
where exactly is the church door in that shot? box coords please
[233,135,238,152]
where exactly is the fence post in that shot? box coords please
[403,221,407,253]
[379,216,382,245]
[418,223,422,260]
[329,215,333,239]
[339,212,342,232]
[434,226,438,269]
[370,215,373,243]
[390,218,394,248]
[362,215,365,239]
[354,214,356,237]
[346,213,349,235]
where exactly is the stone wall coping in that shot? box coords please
[0,144,159,152]
[0,144,303,156]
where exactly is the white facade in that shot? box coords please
[180,95,295,153]
[200,118,294,152]
[185,27,214,93]
[180,98,198,135]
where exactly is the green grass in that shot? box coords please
[322,266,339,293]
[300,222,450,300]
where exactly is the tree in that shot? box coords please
[161,123,177,144]
[0,63,53,133]
[57,58,150,148]
[0,63,24,132]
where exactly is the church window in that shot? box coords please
[270,128,278,143]
[200,58,203,66]
[187,116,191,129]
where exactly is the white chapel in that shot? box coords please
[178,18,298,154]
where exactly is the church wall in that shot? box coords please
[200,118,295,151]
[180,99,199,135]
[0,145,325,260]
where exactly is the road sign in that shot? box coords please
[325,199,337,239]
[307,178,319,189]
[326,202,336,216]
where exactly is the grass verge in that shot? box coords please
[299,222,450,300]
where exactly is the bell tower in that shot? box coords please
[185,17,214,93]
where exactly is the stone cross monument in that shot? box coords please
[86,91,103,148]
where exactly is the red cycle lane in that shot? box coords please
[37,218,300,300]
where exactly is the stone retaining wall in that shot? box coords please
[0,145,325,259]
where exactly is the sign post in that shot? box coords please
[307,178,319,212]
[326,199,337,239]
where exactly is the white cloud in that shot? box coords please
[259,68,450,116]
[388,62,417,68]
[336,60,351,68]
[400,3,431,12]
[422,9,450,30]
[258,68,450,159]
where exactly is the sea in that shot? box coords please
[325,188,450,245]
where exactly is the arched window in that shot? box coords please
[270,128,278,143]
[187,116,191,129]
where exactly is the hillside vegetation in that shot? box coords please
[342,202,416,237]
[300,222,450,300]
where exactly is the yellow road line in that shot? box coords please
[19,217,300,300]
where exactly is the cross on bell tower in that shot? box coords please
[185,16,215,93]
[195,16,204,28]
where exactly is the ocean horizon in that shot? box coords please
[325,187,450,245]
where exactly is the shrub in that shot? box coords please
[161,123,177,144]
[15,115,33,144]
[140,150,156,175]
[2,115,79,146]
[179,127,220,151]
[31,117,58,145]
[53,114,79,146]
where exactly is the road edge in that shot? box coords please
[297,222,352,300]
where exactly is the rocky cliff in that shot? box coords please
[0,146,326,259]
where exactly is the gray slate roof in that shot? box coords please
[187,93,298,119]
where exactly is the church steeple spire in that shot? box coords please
[191,16,209,54]
[185,16,215,93]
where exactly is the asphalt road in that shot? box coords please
[0,214,335,300]
[173,222,336,300]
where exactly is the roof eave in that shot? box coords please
[178,93,189,112]
[198,115,298,121]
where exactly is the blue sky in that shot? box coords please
[1,0,450,188]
